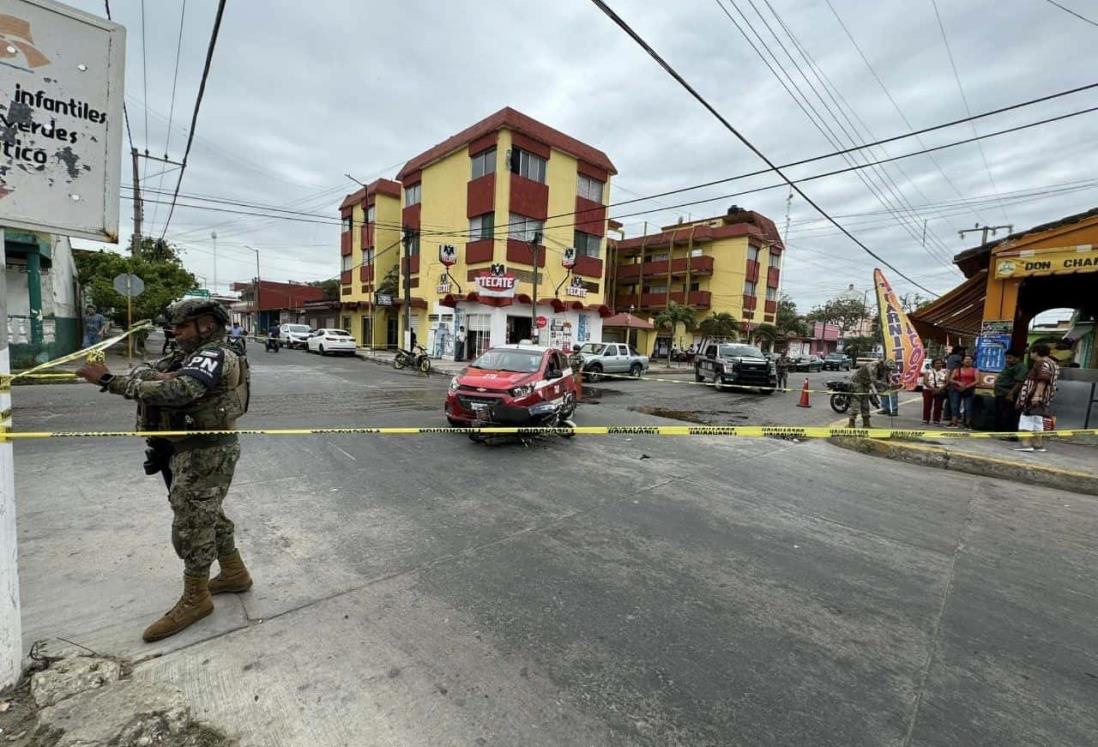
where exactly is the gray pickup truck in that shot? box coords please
[694,342,777,393]
[575,342,650,381]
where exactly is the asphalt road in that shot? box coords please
[10,349,1098,745]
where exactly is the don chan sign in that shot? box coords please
[994,245,1098,279]
[0,0,125,241]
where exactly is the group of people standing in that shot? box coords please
[920,343,1060,451]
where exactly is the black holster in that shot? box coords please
[144,437,175,489]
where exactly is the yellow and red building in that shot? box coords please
[609,207,784,353]
[392,107,616,358]
[338,178,402,347]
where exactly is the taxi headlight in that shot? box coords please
[510,384,535,398]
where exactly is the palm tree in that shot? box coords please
[698,312,740,340]
[654,303,697,366]
[752,323,779,351]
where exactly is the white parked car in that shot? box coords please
[307,328,357,356]
[279,323,313,349]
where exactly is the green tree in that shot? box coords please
[775,294,808,338]
[654,303,697,366]
[74,242,197,346]
[751,323,779,350]
[308,277,340,300]
[806,297,870,336]
[698,312,740,340]
[376,267,399,295]
[841,335,878,360]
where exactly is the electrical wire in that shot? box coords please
[930,0,1009,220]
[1045,0,1098,28]
[159,0,228,240]
[149,0,188,232]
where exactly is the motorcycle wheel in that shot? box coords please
[829,393,850,413]
[394,353,406,369]
[419,357,431,374]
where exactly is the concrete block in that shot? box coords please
[37,677,189,747]
[30,655,122,707]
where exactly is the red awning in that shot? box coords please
[909,270,987,342]
[602,311,654,329]
[587,304,613,318]
[540,298,566,312]
[516,293,533,304]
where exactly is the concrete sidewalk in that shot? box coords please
[829,395,1098,495]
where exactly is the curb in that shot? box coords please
[829,437,1098,496]
[355,351,454,377]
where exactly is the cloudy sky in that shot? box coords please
[65,0,1098,313]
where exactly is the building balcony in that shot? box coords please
[614,290,711,311]
[361,224,374,249]
[400,255,421,275]
[765,299,777,314]
[340,270,352,285]
[505,238,546,268]
[745,259,760,283]
[466,239,494,264]
[574,254,603,279]
[615,255,714,280]
[360,264,374,283]
[340,233,352,256]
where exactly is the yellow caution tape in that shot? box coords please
[1,322,153,385]
[1,425,1095,441]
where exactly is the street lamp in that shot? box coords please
[244,244,261,333]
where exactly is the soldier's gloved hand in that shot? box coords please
[76,362,110,384]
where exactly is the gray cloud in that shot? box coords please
[64,0,1098,311]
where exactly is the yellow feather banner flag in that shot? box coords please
[874,268,926,391]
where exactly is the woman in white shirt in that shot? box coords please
[921,357,948,425]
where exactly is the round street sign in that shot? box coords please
[535,315,548,329]
[112,272,144,297]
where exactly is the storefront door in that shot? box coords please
[386,317,398,348]
[507,315,532,344]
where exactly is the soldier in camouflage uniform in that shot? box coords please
[76,298,253,642]
[848,358,895,429]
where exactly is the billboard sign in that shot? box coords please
[0,0,125,241]
[475,263,516,298]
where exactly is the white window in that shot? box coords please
[744,280,757,297]
[769,252,781,269]
[364,247,374,266]
[508,213,544,242]
[573,230,601,258]
[404,182,421,206]
[469,213,495,241]
[342,215,352,233]
[407,232,420,256]
[511,148,547,184]
[747,246,760,262]
[341,254,353,272]
[366,204,376,223]
[766,286,777,301]
[646,284,668,294]
[577,174,604,202]
[471,148,496,180]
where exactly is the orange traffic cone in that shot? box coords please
[796,377,811,408]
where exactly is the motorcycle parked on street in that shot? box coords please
[394,344,431,373]
[264,335,281,353]
[826,379,880,414]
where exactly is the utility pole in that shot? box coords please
[530,230,542,343]
[402,227,414,349]
[958,222,1013,246]
[0,225,20,690]
[245,245,261,332]
[130,148,142,256]
[781,185,793,246]
[211,231,218,295]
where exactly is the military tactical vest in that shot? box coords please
[143,339,250,445]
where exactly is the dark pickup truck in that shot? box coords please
[694,342,777,393]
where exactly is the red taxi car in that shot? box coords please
[445,343,578,426]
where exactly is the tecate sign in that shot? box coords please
[475,265,516,298]
[0,0,125,241]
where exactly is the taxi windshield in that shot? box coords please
[470,349,543,373]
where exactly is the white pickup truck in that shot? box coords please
[575,342,650,381]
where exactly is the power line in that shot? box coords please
[149,0,188,231]
[930,0,1009,220]
[159,0,228,240]
[823,0,985,225]
[1045,0,1098,27]
[123,101,1098,248]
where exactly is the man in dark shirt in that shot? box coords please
[993,349,1027,432]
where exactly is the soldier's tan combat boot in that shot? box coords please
[208,549,253,594]
[142,573,214,642]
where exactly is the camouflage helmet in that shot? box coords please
[166,297,229,326]
[882,358,898,369]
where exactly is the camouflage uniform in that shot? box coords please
[105,321,249,575]
[848,360,890,428]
